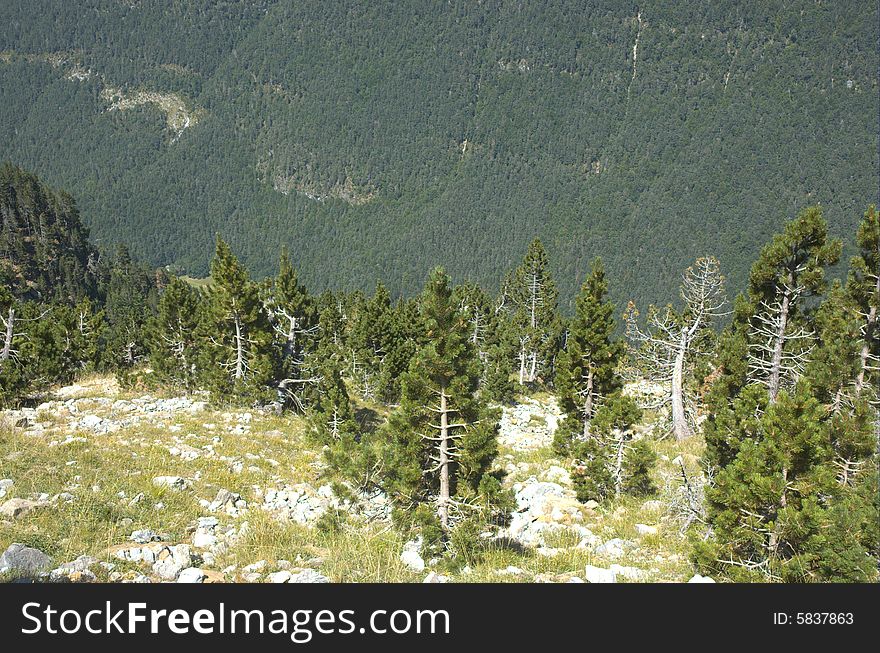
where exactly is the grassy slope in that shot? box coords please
[0,376,703,582]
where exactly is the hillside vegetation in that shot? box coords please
[0,1,877,306]
[1,168,877,583]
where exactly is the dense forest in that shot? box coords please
[1,166,877,582]
[0,1,877,307]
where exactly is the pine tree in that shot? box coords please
[348,282,394,400]
[200,237,275,402]
[806,284,863,412]
[376,297,421,404]
[455,281,514,402]
[380,268,502,533]
[745,207,841,402]
[505,238,562,386]
[150,276,203,391]
[103,245,156,383]
[309,356,383,493]
[570,393,648,503]
[554,258,623,452]
[695,382,877,582]
[312,290,347,358]
[264,248,319,409]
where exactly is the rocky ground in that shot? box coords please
[0,376,710,583]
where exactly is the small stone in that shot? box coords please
[152,544,193,580]
[267,570,292,583]
[584,565,616,584]
[609,564,647,581]
[177,567,206,583]
[641,500,664,512]
[130,529,163,544]
[152,476,189,491]
[635,524,658,536]
[400,537,425,572]
[595,538,633,560]
[688,574,716,584]
[189,402,209,414]
[400,550,425,572]
[192,533,218,549]
[80,414,103,429]
[288,569,330,583]
[423,571,450,583]
[243,560,268,573]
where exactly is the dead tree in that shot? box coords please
[0,304,16,363]
[626,257,728,440]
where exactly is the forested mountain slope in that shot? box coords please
[0,0,876,306]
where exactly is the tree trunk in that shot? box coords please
[438,389,450,531]
[671,332,690,441]
[614,434,625,498]
[0,307,14,362]
[528,350,538,383]
[286,315,297,359]
[529,272,538,330]
[518,345,526,385]
[854,273,878,395]
[768,467,788,555]
[768,282,792,403]
[582,369,594,438]
[233,313,245,380]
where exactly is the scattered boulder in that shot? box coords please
[595,538,635,560]
[177,567,206,583]
[0,497,45,520]
[400,538,425,572]
[609,564,647,581]
[267,570,292,583]
[152,476,190,491]
[0,479,13,498]
[152,544,195,580]
[498,397,562,450]
[262,484,330,524]
[288,569,330,583]
[130,529,164,544]
[584,565,616,584]
[209,489,246,515]
[79,414,104,430]
[505,478,588,546]
[0,543,52,577]
[495,566,525,576]
[50,555,99,583]
[543,465,571,485]
[635,524,658,536]
[243,560,268,573]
